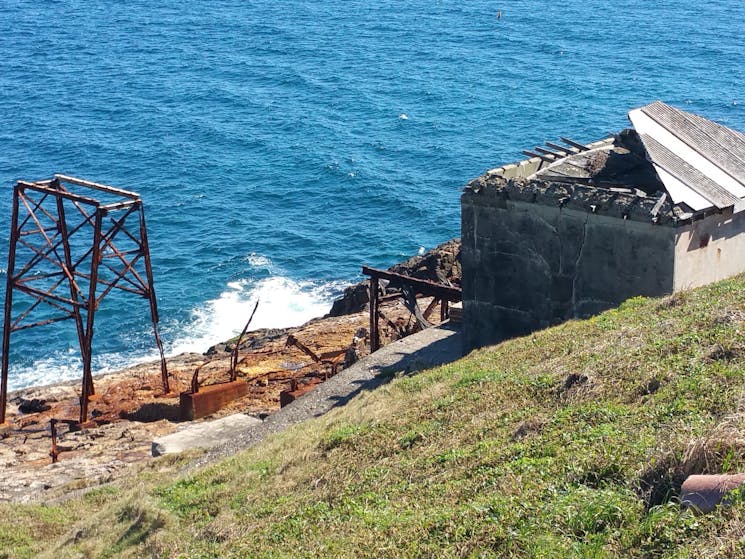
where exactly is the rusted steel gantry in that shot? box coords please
[362,266,462,352]
[0,175,169,426]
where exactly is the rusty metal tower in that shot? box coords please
[0,175,169,426]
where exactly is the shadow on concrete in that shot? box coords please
[321,326,463,414]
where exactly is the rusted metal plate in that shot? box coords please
[179,380,249,421]
[279,379,321,408]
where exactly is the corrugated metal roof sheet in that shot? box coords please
[628,101,745,213]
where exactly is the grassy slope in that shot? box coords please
[4,278,745,558]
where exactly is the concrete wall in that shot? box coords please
[461,190,676,351]
[674,210,745,291]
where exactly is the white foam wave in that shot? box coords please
[167,275,344,355]
[7,274,346,391]
[7,347,159,392]
[245,252,273,271]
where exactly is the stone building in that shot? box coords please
[461,101,745,351]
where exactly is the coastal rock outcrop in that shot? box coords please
[326,238,461,317]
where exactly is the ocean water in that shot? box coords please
[0,0,743,390]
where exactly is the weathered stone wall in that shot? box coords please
[461,183,676,351]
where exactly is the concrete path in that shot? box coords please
[194,323,462,465]
[152,414,262,456]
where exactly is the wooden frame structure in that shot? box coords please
[1,175,168,425]
[362,266,462,352]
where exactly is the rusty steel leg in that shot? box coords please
[56,188,89,392]
[0,184,20,425]
[80,208,104,424]
[139,205,170,394]
[369,276,380,352]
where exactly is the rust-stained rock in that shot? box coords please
[327,239,461,316]
[0,292,441,503]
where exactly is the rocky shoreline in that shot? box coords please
[0,239,460,503]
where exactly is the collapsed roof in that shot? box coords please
[474,101,745,222]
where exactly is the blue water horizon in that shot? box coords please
[0,0,743,390]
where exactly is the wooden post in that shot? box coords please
[369,276,380,352]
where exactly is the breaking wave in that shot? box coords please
[166,274,344,355]
[7,271,346,392]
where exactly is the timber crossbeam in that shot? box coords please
[362,266,462,352]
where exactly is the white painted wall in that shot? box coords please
[674,211,745,291]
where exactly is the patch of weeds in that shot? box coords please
[507,455,557,476]
[320,423,370,451]
[512,417,545,441]
[82,484,120,505]
[247,459,275,478]
[177,541,223,559]
[398,430,424,449]
[557,373,590,397]
[0,503,70,558]
[434,394,457,410]
[396,419,442,450]
[523,372,556,397]
[571,462,626,488]
[453,368,506,388]
[637,377,661,396]
[156,476,226,521]
[637,454,686,509]
[395,374,430,393]
[703,342,743,363]
[434,448,469,465]
[656,291,689,310]
[554,402,625,426]
[553,485,641,539]
[0,525,34,559]
[634,501,703,555]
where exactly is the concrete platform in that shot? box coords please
[152,413,262,456]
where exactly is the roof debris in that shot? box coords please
[468,101,745,222]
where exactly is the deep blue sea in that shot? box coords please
[0,0,743,390]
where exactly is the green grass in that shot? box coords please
[4,277,745,557]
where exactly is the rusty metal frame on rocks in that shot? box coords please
[362,266,462,352]
[0,175,169,426]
